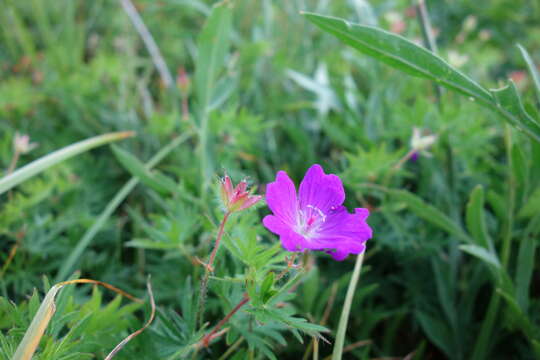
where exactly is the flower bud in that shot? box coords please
[176,67,191,95]
[220,175,262,213]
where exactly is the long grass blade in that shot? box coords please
[0,131,134,196]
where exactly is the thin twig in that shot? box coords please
[119,0,174,88]
[57,278,143,303]
[0,235,22,278]
[320,283,338,326]
[200,293,250,348]
[105,277,156,359]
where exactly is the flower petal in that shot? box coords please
[280,230,309,252]
[312,207,372,259]
[298,164,345,213]
[262,215,289,235]
[265,170,298,226]
[263,215,307,251]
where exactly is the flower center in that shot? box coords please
[295,204,326,239]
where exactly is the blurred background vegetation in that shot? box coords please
[1,0,539,359]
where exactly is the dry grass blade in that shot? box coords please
[12,279,141,360]
[0,236,21,278]
[104,277,156,360]
[119,0,174,88]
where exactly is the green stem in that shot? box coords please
[501,126,516,268]
[201,293,249,347]
[332,252,365,360]
[217,337,244,360]
[472,125,515,359]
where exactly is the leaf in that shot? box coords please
[111,145,176,195]
[303,12,540,143]
[194,0,233,189]
[302,12,492,104]
[459,244,500,269]
[12,284,62,360]
[517,44,540,104]
[260,272,275,304]
[465,185,493,250]
[194,0,233,114]
[491,81,540,143]
[13,279,141,360]
[519,186,540,218]
[496,289,535,339]
[511,144,529,191]
[390,189,471,243]
[416,311,452,358]
[515,234,536,312]
[0,131,134,195]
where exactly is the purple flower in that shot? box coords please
[262,164,372,261]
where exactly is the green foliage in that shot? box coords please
[0,282,142,360]
[1,0,540,359]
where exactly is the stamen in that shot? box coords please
[295,204,326,239]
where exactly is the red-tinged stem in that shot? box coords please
[181,96,189,121]
[202,294,250,347]
[393,149,417,170]
[197,211,231,328]
[208,211,230,270]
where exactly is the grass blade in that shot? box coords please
[465,185,494,251]
[0,131,134,196]
[194,0,233,193]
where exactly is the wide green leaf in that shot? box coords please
[194,0,233,192]
[304,12,540,143]
[194,0,233,114]
[302,12,493,104]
